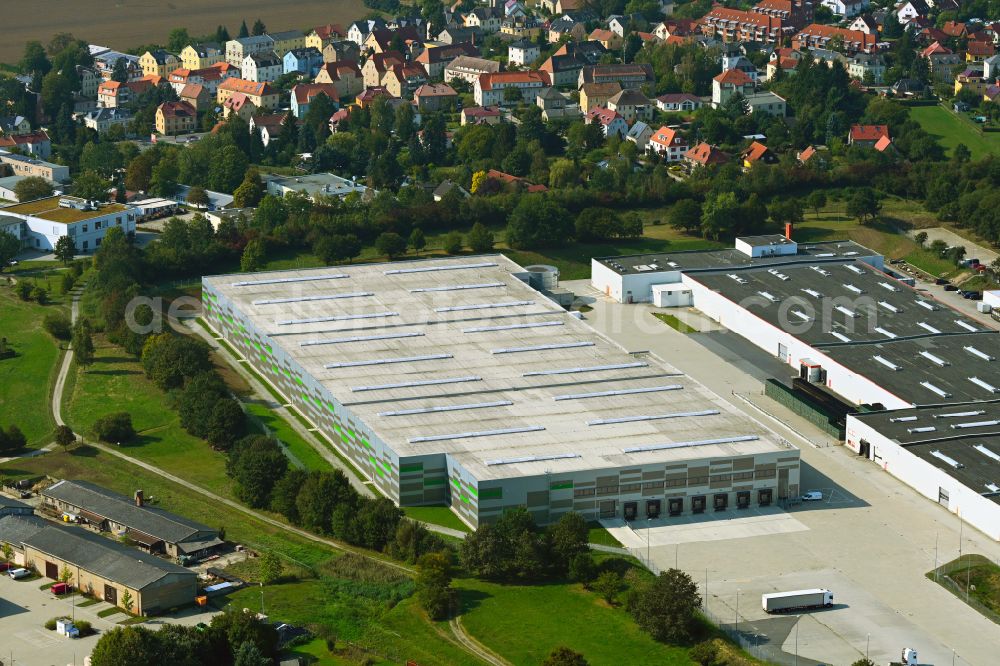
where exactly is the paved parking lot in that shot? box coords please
[568,282,1000,666]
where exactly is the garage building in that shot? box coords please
[22,525,197,615]
[202,255,800,528]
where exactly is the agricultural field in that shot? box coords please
[1,0,367,63]
[908,105,1000,161]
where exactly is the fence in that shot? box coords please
[702,603,792,665]
[928,555,1000,626]
[764,379,844,440]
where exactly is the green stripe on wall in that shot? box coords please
[550,481,574,490]
[400,463,423,473]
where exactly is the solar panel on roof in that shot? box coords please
[324,353,453,369]
[434,300,533,313]
[378,400,513,417]
[523,362,647,377]
[409,282,505,293]
[384,262,497,275]
[278,311,398,325]
[587,409,719,426]
[622,435,759,454]
[409,425,545,444]
[553,385,683,401]
[301,331,424,346]
[231,274,348,287]
[492,342,594,355]
[253,292,372,305]
[463,321,564,333]
[350,376,481,392]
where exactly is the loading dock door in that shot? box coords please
[736,491,751,509]
[599,500,617,519]
[938,488,949,507]
[691,496,705,514]
[778,343,788,360]
[104,584,117,605]
[713,493,728,511]
[646,499,661,519]
[758,488,773,506]
[859,440,871,458]
[623,501,638,521]
[45,561,58,579]
[668,498,683,516]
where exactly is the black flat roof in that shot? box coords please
[851,401,1000,504]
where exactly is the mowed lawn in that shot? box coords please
[0,281,66,447]
[908,105,1000,160]
[454,577,695,666]
[61,343,235,498]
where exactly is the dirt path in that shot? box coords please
[449,617,511,666]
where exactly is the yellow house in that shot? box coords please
[589,29,623,51]
[305,24,346,51]
[269,30,306,57]
[139,50,180,77]
[180,43,224,70]
[155,101,197,135]
[954,72,988,96]
[217,78,281,111]
[579,81,622,114]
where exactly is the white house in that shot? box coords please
[0,196,137,253]
[821,0,870,16]
[626,121,653,151]
[241,52,283,82]
[83,108,133,134]
[509,40,540,66]
[648,125,688,161]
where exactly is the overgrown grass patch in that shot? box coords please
[402,506,470,533]
[586,522,623,548]
[652,313,698,334]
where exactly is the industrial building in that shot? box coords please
[22,525,197,615]
[202,255,800,528]
[41,480,223,560]
[846,401,1000,540]
[0,195,137,252]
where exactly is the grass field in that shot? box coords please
[930,554,1000,622]
[243,401,332,472]
[61,343,236,498]
[2,0,368,62]
[653,312,698,333]
[908,105,1000,160]
[402,506,471,533]
[587,522,624,548]
[0,278,67,447]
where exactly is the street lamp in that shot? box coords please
[735,589,740,635]
[794,616,800,666]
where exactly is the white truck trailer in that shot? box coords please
[761,589,834,613]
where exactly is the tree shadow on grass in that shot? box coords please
[70,445,100,457]
[85,369,140,377]
[456,587,492,615]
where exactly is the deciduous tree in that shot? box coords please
[54,235,75,265]
[13,176,53,202]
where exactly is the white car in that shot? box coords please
[8,568,31,579]
[801,491,823,502]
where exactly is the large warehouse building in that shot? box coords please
[593,236,1000,539]
[203,255,801,528]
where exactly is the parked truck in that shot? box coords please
[761,589,834,613]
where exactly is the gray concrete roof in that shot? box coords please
[24,526,195,590]
[0,495,32,511]
[0,515,46,544]
[204,255,792,481]
[42,480,216,544]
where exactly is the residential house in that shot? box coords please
[954,69,989,96]
[984,53,1000,79]
[585,107,629,138]
[536,86,571,119]
[291,84,339,118]
[740,141,778,168]
[684,142,730,168]
[752,0,813,30]
[238,52,280,83]
[626,120,653,151]
[139,50,180,77]
[848,14,880,34]
[267,172,371,200]
[306,24,347,51]
[283,48,324,77]
[501,15,544,39]
[363,51,407,88]
[504,0,528,17]
[382,63,429,99]
[217,78,281,111]
[0,152,68,182]
[269,30,306,57]
[848,123,889,148]
[846,53,886,82]
[891,78,926,96]
[509,39,540,66]
[712,69,755,108]
[91,49,142,81]
[578,63,654,90]
[483,168,547,191]
[314,61,363,98]
[792,24,878,54]
[820,0,869,17]
[548,16,588,43]
[539,54,586,87]
[251,113,290,148]
[461,105,503,125]
[554,41,608,65]
[722,55,759,82]
[433,180,470,201]
[607,89,653,123]
[653,19,697,41]
[155,101,197,135]
[438,27,482,45]
[941,20,968,39]
[922,43,963,82]
[226,35,275,67]
[415,83,459,111]
[698,8,789,46]
[167,65,235,96]
[83,108,133,134]
[97,80,127,108]
[895,0,929,23]
[347,18,389,46]
[77,66,101,98]
[323,40,361,64]
[580,82,622,113]
[179,83,211,110]
[745,90,786,116]
[463,8,501,34]
[655,93,703,112]
[356,86,394,108]
[416,43,480,79]
[589,29,623,51]
[475,70,551,105]
[967,41,996,63]
[766,52,803,80]
[608,14,648,37]
[648,125,688,161]
[364,27,422,55]
[180,43,223,70]
[0,116,32,135]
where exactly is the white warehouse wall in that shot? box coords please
[846,416,1000,541]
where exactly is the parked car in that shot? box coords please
[18,491,30,499]
[801,491,824,501]
[944,284,959,291]
[8,568,31,579]
[935,278,949,285]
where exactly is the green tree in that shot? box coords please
[241,239,266,272]
[167,28,191,53]
[186,186,210,207]
[206,398,247,451]
[31,284,48,304]
[314,234,361,265]
[375,232,408,259]
[72,319,95,367]
[568,552,596,584]
[233,168,264,208]
[669,199,702,233]
[592,571,622,604]
[209,145,250,193]
[547,512,588,573]
[543,646,590,666]
[409,228,427,252]
[252,19,267,36]
[850,660,876,666]
[19,41,51,77]
[13,176,53,202]
[54,235,75,265]
[689,641,719,665]
[257,551,282,584]
[700,191,740,240]
[443,231,463,254]
[92,412,135,444]
[629,568,701,643]
[43,312,71,340]
[208,608,279,660]
[846,188,881,225]
[806,190,827,218]
[90,626,161,666]
[239,20,250,38]
[0,425,28,453]
[226,435,288,508]
[72,170,111,202]
[914,231,928,247]
[0,230,20,270]
[416,551,454,620]
[506,194,572,250]
[234,641,271,666]
[55,425,76,448]
[140,333,213,390]
[467,222,494,253]
[16,280,33,301]
[270,468,308,523]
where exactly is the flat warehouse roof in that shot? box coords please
[205,256,792,480]
[595,240,876,275]
[851,400,1000,504]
